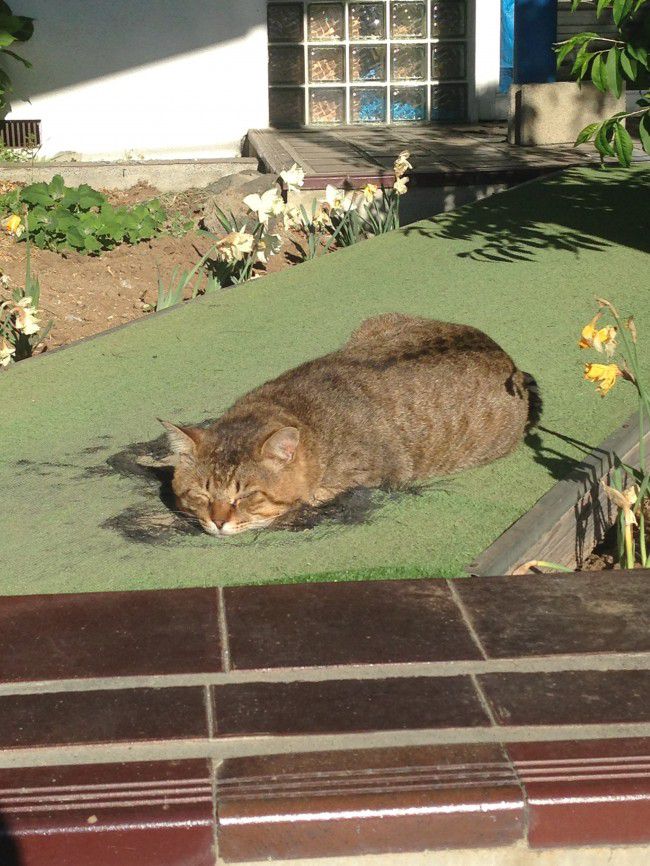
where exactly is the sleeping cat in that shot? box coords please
[162,313,539,536]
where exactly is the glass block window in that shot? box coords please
[267,1,469,126]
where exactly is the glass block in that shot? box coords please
[309,87,346,123]
[308,4,344,40]
[391,44,427,80]
[269,47,305,85]
[349,3,386,40]
[430,83,466,121]
[430,1,466,39]
[267,3,304,43]
[309,46,345,82]
[391,86,427,122]
[391,2,427,38]
[350,45,386,81]
[351,87,387,123]
[269,88,305,127]
[431,42,466,80]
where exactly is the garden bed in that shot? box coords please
[1,164,648,595]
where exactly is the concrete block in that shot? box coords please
[0,157,259,192]
[508,81,625,146]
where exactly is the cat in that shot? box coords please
[162,313,540,537]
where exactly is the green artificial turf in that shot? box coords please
[1,166,648,596]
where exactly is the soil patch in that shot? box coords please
[1,180,301,350]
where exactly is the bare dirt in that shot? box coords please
[0,181,301,351]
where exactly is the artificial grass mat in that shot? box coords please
[1,165,648,595]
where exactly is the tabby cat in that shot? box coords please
[162,313,539,536]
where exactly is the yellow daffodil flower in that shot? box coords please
[279,163,305,192]
[0,339,15,366]
[393,176,409,195]
[578,314,617,357]
[362,183,378,203]
[2,214,24,237]
[584,362,621,396]
[393,150,412,178]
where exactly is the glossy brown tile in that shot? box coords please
[0,588,222,683]
[224,579,482,669]
[506,739,650,848]
[479,670,650,727]
[453,572,650,658]
[217,743,525,861]
[0,687,207,748]
[213,676,490,736]
[0,760,215,866]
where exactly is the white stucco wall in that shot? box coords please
[5,0,269,160]
[3,1,504,160]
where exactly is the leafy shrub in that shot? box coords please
[0,174,167,254]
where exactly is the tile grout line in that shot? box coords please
[210,755,221,866]
[205,684,215,739]
[446,579,489,661]
[217,587,232,674]
[4,650,650,696]
[4,722,650,769]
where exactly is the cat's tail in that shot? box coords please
[523,372,543,431]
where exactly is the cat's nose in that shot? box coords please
[214,518,226,530]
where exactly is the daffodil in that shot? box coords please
[243,188,285,225]
[0,339,15,367]
[279,163,305,192]
[602,482,638,526]
[393,150,412,178]
[312,207,331,229]
[578,314,617,357]
[584,362,621,396]
[256,232,282,265]
[283,205,305,232]
[14,297,40,335]
[2,214,24,237]
[393,176,409,195]
[602,481,639,569]
[215,230,255,264]
[323,184,356,213]
[362,183,378,203]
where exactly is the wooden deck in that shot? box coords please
[247,122,599,189]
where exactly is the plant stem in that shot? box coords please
[639,510,648,567]
[624,523,635,569]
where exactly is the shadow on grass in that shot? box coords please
[403,166,650,262]
[525,424,609,482]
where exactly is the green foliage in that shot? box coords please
[155,245,220,311]
[557,0,650,165]
[0,1,34,113]
[0,175,167,254]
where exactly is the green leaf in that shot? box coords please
[83,235,102,253]
[596,0,611,16]
[612,0,633,25]
[591,53,607,92]
[20,182,53,207]
[575,122,600,144]
[627,44,649,67]
[595,122,616,156]
[1,47,30,67]
[620,49,638,79]
[47,174,66,201]
[613,122,634,166]
[606,47,623,97]
[640,113,650,154]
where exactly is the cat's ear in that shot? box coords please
[261,427,300,467]
[159,420,204,458]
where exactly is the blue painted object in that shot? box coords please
[392,100,426,121]
[513,0,558,84]
[500,0,515,92]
